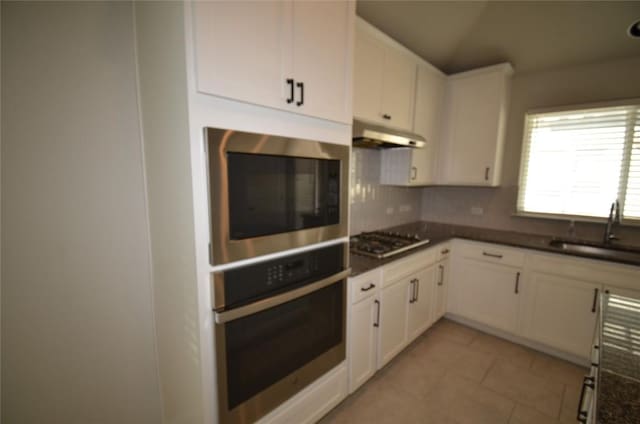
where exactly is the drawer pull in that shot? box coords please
[374,299,380,328]
[591,288,599,313]
[514,272,520,294]
[576,375,595,423]
[286,78,294,104]
[409,279,416,303]
[438,264,444,286]
[361,283,376,292]
[482,251,503,259]
[441,248,450,255]
[296,81,304,106]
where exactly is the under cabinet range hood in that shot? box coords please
[352,119,426,149]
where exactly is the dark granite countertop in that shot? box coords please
[349,221,640,276]
[597,292,640,423]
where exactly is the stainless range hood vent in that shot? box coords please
[352,119,426,149]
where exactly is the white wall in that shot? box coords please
[2,3,162,423]
[422,56,640,244]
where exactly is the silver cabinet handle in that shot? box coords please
[515,272,520,294]
[441,248,450,255]
[576,375,595,423]
[374,299,380,327]
[409,279,416,303]
[415,278,420,301]
[214,268,351,324]
[411,166,417,181]
[484,167,490,181]
[361,283,376,292]
[591,288,599,313]
[438,264,444,286]
[482,251,503,259]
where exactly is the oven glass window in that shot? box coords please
[227,153,340,240]
[224,282,344,410]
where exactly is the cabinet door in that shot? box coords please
[353,28,384,124]
[523,272,600,359]
[453,258,521,334]
[348,296,378,393]
[378,280,409,368]
[439,65,511,186]
[193,1,288,110]
[407,265,436,342]
[291,1,353,124]
[414,65,445,146]
[380,146,433,186]
[409,145,434,185]
[433,259,449,321]
[380,48,416,131]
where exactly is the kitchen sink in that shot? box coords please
[548,239,640,263]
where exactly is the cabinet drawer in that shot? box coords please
[457,241,524,268]
[528,252,640,290]
[349,268,382,304]
[382,248,436,286]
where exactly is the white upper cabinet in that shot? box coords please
[378,39,445,187]
[437,63,513,186]
[414,64,446,149]
[353,19,416,131]
[380,146,434,186]
[380,47,416,131]
[193,1,354,124]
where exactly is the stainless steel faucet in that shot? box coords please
[603,200,620,245]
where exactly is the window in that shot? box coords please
[518,101,640,221]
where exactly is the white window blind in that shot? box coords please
[624,110,640,219]
[518,102,640,221]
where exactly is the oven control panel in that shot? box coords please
[221,243,345,309]
[266,258,317,286]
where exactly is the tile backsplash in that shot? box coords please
[349,148,422,235]
[421,185,640,244]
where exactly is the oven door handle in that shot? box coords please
[214,268,351,324]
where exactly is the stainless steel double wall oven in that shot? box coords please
[206,128,350,424]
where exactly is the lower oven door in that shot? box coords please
[214,272,347,424]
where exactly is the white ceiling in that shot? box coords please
[357,0,640,74]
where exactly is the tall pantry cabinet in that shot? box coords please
[133,2,354,424]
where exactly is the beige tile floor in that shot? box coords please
[320,319,587,424]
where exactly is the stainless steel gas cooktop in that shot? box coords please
[350,231,430,259]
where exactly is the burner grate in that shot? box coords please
[350,231,430,259]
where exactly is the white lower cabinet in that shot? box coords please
[348,295,379,393]
[378,278,411,367]
[347,248,439,393]
[522,272,600,358]
[448,240,640,362]
[407,265,436,341]
[347,269,382,393]
[433,256,449,321]
[452,257,522,334]
[449,241,525,335]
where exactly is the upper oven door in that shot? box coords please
[206,128,349,265]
